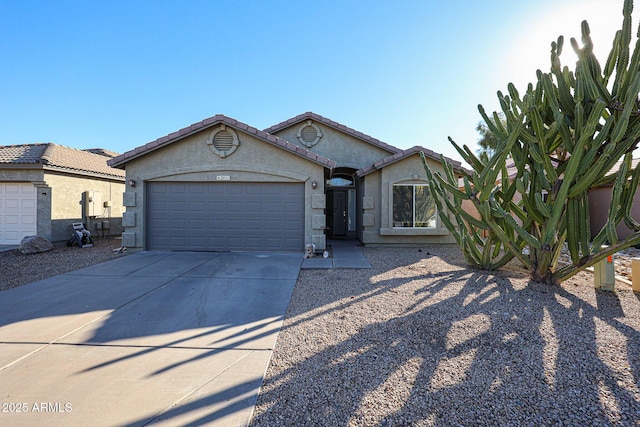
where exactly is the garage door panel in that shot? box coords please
[245,219,262,230]
[226,218,244,230]
[0,183,37,245]
[227,186,243,195]
[146,182,304,251]
[5,215,19,225]
[5,199,19,209]
[170,183,187,194]
[188,218,206,230]
[228,202,244,213]
[208,201,224,212]
[207,220,224,230]
[189,201,205,212]
[170,219,186,229]
[246,202,262,213]
[246,184,263,194]
[21,216,36,225]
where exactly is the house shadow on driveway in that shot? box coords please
[0,251,300,426]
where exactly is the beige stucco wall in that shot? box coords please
[272,122,394,169]
[0,167,124,242]
[43,172,125,242]
[360,154,457,246]
[119,125,327,251]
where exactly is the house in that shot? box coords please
[108,112,464,252]
[458,157,640,242]
[589,158,640,239]
[0,143,126,244]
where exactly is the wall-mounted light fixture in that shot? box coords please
[311,181,317,189]
[128,179,136,188]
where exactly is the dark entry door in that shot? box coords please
[328,189,347,237]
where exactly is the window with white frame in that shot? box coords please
[392,184,437,228]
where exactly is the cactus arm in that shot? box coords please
[623,163,640,230]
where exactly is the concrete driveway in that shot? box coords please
[0,251,301,426]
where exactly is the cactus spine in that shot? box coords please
[423,0,640,284]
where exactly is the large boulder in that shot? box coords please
[19,236,54,255]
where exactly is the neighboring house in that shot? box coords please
[458,158,640,241]
[589,158,640,239]
[0,143,126,244]
[108,112,465,252]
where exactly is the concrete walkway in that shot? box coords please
[301,239,372,269]
[0,251,301,426]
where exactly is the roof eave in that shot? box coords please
[0,162,44,170]
[356,146,465,178]
[265,112,401,155]
[43,165,126,181]
[109,114,337,170]
[108,122,221,169]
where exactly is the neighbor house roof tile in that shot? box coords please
[264,112,401,154]
[0,143,125,179]
[0,143,49,164]
[108,114,337,169]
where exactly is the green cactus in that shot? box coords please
[424,0,640,284]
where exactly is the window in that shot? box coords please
[393,185,436,228]
[326,177,353,187]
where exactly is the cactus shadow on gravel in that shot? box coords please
[249,246,640,426]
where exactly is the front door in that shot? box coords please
[327,189,347,237]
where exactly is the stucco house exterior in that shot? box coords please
[589,158,640,239]
[108,112,464,252]
[0,143,126,244]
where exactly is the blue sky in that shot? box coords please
[0,0,631,164]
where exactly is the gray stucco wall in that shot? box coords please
[360,154,456,246]
[272,121,395,169]
[119,124,327,251]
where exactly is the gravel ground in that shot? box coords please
[251,246,640,426]
[0,237,126,291]
[2,240,639,425]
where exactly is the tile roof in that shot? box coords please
[108,114,338,169]
[606,158,640,175]
[356,146,465,177]
[0,143,125,180]
[0,143,49,164]
[83,148,120,158]
[264,112,401,155]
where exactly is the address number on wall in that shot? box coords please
[216,176,231,181]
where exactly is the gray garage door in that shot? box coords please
[146,182,304,251]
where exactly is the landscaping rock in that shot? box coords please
[19,235,54,255]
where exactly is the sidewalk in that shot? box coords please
[301,239,371,269]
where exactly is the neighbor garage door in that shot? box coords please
[146,182,304,251]
[0,183,37,245]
